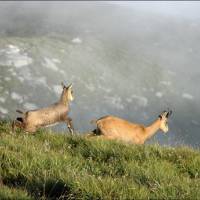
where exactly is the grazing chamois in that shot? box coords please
[90,110,172,144]
[12,83,74,134]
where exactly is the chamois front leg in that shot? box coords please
[64,117,74,135]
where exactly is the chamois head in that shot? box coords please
[60,82,74,104]
[158,109,172,133]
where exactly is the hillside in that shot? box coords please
[0,2,200,147]
[0,121,200,199]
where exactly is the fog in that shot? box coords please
[0,1,199,147]
[113,1,200,19]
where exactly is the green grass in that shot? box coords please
[0,121,200,200]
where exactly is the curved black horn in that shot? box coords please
[61,82,65,87]
[166,110,172,118]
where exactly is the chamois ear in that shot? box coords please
[68,83,73,89]
[159,110,167,119]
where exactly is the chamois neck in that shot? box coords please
[59,91,69,106]
[144,118,161,141]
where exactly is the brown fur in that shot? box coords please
[12,83,74,134]
[91,111,172,144]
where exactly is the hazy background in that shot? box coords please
[0,1,199,147]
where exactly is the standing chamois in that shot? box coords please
[12,83,74,134]
[90,109,172,144]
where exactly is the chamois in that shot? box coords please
[90,110,172,144]
[12,83,74,134]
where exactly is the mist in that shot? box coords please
[0,1,199,147]
[113,1,200,19]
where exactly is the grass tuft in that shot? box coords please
[0,122,200,199]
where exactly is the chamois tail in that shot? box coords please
[85,129,99,138]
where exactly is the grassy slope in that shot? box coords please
[0,121,200,200]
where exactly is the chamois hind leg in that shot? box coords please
[11,120,16,133]
[12,118,25,133]
[64,117,74,135]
